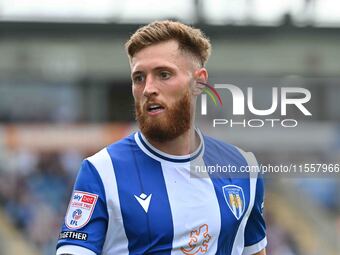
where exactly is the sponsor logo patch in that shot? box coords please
[65,190,98,230]
[59,231,88,241]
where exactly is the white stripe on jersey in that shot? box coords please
[161,156,221,255]
[87,148,129,255]
[57,244,96,255]
[243,236,267,255]
[231,149,259,255]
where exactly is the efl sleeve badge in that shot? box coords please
[65,190,99,230]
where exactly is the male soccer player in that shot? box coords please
[56,20,267,255]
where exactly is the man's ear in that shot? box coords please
[192,68,208,96]
[195,67,208,82]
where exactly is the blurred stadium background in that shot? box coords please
[0,0,339,254]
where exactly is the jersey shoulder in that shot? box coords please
[84,133,139,182]
[203,135,250,165]
[202,134,260,180]
[87,132,137,164]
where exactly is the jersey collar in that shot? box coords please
[134,128,204,163]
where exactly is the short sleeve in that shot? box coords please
[243,176,267,255]
[56,160,108,255]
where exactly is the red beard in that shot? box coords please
[135,91,191,143]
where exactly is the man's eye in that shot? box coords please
[133,75,145,83]
[160,71,171,80]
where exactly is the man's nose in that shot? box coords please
[143,76,158,98]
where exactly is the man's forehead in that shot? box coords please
[131,58,178,73]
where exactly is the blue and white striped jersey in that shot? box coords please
[57,130,267,255]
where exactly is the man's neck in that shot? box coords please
[143,127,201,156]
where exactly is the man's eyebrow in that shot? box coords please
[131,70,143,77]
[153,66,176,71]
[132,66,176,77]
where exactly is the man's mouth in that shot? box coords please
[146,103,165,115]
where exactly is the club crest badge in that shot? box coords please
[222,185,245,220]
[65,190,98,230]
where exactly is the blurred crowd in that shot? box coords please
[266,212,301,255]
[0,149,83,255]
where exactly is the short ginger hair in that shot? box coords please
[125,20,211,67]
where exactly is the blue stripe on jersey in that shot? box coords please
[244,176,266,246]
[138,132,203,163]
[202,135,250,255]
[107,134,174,255]
[57,160,108,254]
